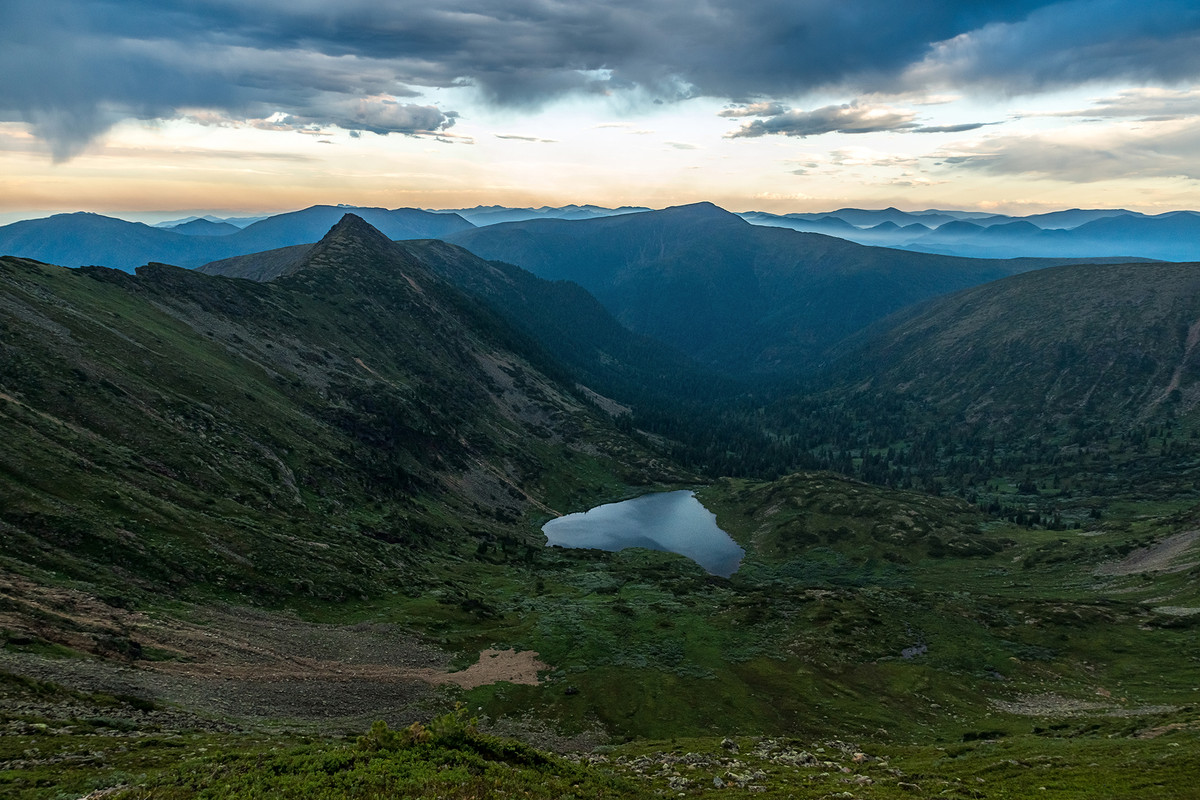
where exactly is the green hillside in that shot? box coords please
[785,260,1200,513]
[0,215,669,609]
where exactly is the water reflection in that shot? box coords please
[542,490,743,577]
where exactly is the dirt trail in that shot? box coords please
[1094,530,1200,576]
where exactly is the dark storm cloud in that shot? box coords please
[909,0,1200,93]
[3,0,1199,159]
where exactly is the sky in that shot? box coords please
[3,0,1200,223]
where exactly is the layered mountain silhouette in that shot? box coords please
[169,218,242,236]
[0,205,473,271]
[740,206,1200,261]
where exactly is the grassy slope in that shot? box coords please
[0,243,665,619]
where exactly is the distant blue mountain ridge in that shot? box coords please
[3,202,1199,271]
[736,207,1200,261]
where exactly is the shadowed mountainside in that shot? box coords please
[446,202,1137,375]
[830,259,1200,433]
[199,231,736,418]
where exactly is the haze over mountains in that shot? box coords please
[0,205,472,271]
[740,206,1200,261]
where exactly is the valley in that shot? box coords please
[0,208,1197,798]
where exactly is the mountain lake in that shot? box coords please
[542,490,744,577]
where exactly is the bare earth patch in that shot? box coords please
[439,648,549,688]
[0,572,549,729]
[991,693,1179,718]
[1094,530,1200,576]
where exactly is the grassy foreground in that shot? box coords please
[2,692,1195,799]
[4,473,1197,799]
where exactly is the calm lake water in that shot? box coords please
[542,490,744,577]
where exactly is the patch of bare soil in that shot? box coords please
[0,573,549,731]
[439,648,549,688]
[991,693,1179,718]
[1094,530,1200,576]
[1138,721,1199,739]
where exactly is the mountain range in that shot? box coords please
[740,206,1200,261]
[0,205,473,271]
[444,202,1138,374]
[7,201,1199,276]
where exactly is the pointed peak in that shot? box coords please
[291,213,403,275]
[321,213,394,245]
[658,201,742,222]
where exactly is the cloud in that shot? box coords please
[270,97,456,136]
[906,0,1200,93]
[934,120,1200,181]
[0,2,458,159]
[911,122,993,133]
[727,102,918,138]
[723,99,999,139]
[718,101,790,118]
[494,134,557,143]
[1034,88,1200,120]
[5,0,1200,159]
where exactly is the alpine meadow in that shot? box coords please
[2,2,1199,799]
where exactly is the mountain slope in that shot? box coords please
[832,260,1200,428]
[789,259,1200,504]
[0,215,666,604]
[199,235,729,419]
[446,203,1125,375]
[170,218,241,236]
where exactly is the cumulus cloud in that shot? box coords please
[4,0,1200,158]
